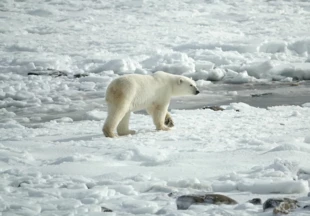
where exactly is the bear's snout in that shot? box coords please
[195,90,200,95]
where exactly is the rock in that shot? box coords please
[202,106,240,112]
[263,198,298,211]
[176,194,238,210]
[263,198,286,211]
[101,206,113,212]
[273,200,299,215]
[248,198,262,205]
[17,181,31,187]
[251,92,272,97]
[176,195,203,210]
[86,182,95,189]
[28,68,68,77]
[204,194,238,205]
[74,73,89,78]
[303,205,310,210]
[202,106,224,111]
[290,83,299,86]
[168,192,174,197]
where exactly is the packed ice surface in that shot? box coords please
[1,0,310,215]
[2,106,310,215]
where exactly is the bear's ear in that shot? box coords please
[178,78,183,85]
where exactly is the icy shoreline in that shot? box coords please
[171,81,310,110]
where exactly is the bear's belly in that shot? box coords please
[131,105,146,112]
[130,100,151,112]
[130,96,158,112]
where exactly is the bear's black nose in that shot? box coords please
[195,90,200,95]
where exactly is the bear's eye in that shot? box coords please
[190,84,193,87]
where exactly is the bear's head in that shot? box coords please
[173,76,200,96]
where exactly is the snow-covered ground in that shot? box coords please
[2,105,310,215]
[1,0,310,215]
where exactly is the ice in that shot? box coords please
[195,61,215,72]
[223,69,258,84]
[238,180,309,194]
[289,39,310,55]
[267,143,310,154]
[84,110,106,121]
[78,82,96,91]
[107,185,137,196]
[27,8,55,17]
[79,75,112,84]
[270,63,310,80]
[102,59,142,74]
[7,203,41,215]
[0,108,16,119]
[212,181,237,192]
[258,41,287,54]
[195,79,212,88]
[239,61,274,79]
[120,199,159,214]
[1,0,310,215]
[173,42,257,54]
[303,103,310,108]
[167,179,212,191]
[10,91,36,101]
[117,145,169,167]
[49,154,104,165]
[142,52,195,75]
[0,120,24,129]
[213,159,308,194]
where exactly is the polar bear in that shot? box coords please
[102,71,200,138]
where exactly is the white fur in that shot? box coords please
[102,71,199,138]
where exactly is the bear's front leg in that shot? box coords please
[164,112,174,128]
[149,104,171,131]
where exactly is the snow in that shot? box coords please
[2,105,310,215]
[1,0,310,215]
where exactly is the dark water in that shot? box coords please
[170,81,310,109]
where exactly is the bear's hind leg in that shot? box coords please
[117,111,136,136]
[103,103,128,138]
[103,125,116,138]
